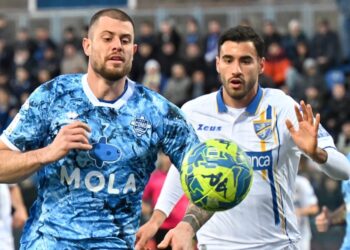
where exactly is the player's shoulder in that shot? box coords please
[39,73,83,93]
[262,87,297,110]
[181,92,217,114]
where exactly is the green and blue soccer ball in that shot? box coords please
[181,139,253,211]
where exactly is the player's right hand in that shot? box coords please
[315,206,330,232]
[39,121,92,164]
[134,220,159,250]
[157,221,194,250]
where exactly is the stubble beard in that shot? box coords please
[93,61,132,82]
[222,76,256,101]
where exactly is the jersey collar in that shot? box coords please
[82,74,135,109]
[216,85,263,115]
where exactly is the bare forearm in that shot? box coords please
[330,204,346,226]
[148,209,167,228]
[9,186,26,209]
[297,204,319,217]
[182,203,214,234]
[0,148,46,183]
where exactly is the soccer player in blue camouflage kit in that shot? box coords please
[0,8,199,249]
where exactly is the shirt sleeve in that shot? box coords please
[318,147,350,180]
[0,83,52,152]
[154,164,184,217]
[160,102,199,170]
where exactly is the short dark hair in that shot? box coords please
[218,25,265,58]
[89,8,135,33]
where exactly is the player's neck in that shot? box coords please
[86,71,127,102]
[223,86,258,109]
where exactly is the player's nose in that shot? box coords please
[231,61,242,75]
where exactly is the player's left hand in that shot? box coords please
[285,100,319,159]
[12,206,28,229]
[158,222,194,250]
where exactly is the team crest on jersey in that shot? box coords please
[88,137,121,168]
[130,116,151,136]
[253,120,272,140]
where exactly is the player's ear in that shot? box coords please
[133,44,138,55]
[215,55,220,74]
[259,57,265,74]
[82,37,91,57]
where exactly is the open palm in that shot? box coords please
[285,101,320,157]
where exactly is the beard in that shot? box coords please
[221,75,257,100]
[92,60,132,82]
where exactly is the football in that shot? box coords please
[180,139,253,211]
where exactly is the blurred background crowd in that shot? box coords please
[0,0,350,249]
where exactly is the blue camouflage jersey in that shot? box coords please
[1,74,199,249]
[342,180,350,250]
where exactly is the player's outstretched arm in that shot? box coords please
[0,121,92,183]
[135,209,167,250]
[135,165,185,249]
[158,203,214,249]
[286,100,350,180]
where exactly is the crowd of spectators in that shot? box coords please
[0,9,349,249]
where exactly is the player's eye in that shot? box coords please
[222,57,233,63]
[121,37,131,44]
[241,58,252,64]
[102,37,112,42]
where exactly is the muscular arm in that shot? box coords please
[183,203,214,234]
[0,121,92,183]
[0,141,46,183]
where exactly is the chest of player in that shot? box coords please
[48,103,158,170]
[191,106,291,171]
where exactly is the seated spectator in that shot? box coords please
[60,43,87,74]
[337,120,350,155]
[323,83,350,139]
[13,47,37,78]
[61,26,81,52]
[0,37,14,74]
[262,20,283,54]
[288,58,327,103]
[0,87,12,134]
[264,42,292,87]
[325,69,346,91]
[14,28,37,56]
[184,17,202,48]
[131,41,154,82]
[142,59,167,93]
[190,70,206,98]
[283,19,309,63]
[182,43,206,77]
[163,62,191,107]
[310,19,341,73]
[37,46,60,77]
[9,67,34,100]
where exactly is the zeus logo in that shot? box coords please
[60,166,136,194]
[245,151,273,170]
[197,124,222,132]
